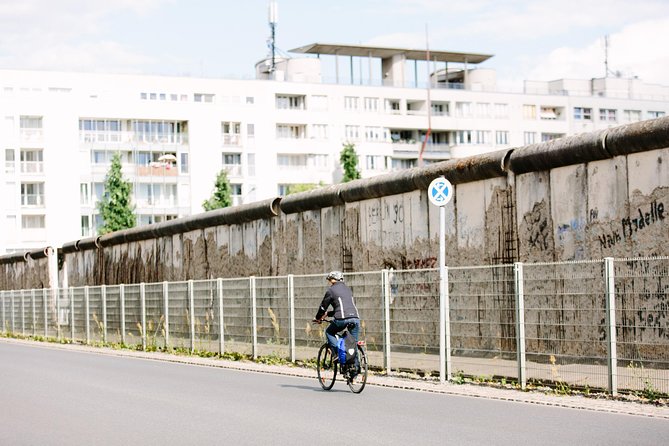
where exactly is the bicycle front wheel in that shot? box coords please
[347,346,368,394]
[317,343,337,390]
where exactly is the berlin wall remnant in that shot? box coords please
[1,117,668,361]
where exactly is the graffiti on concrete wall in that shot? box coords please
[597,200,665,249]
[523,201,551,251]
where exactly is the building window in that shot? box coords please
[344,96,359,110]
[80,183,90,205]
[366,155,385,170]
[20,116,43,129]
[599,109,617,122]
[431,102,448,116]
[170,94,178,101]
[541,133,564,142]
[523,132,536,145]
[345,125,360,140]
[474,130,491,145]
[573,107,592,120]
[310,95,327,111]
[494,103,509,118]
[386,99,401,114]
[455,102,472,118]
[456,130,472,144]
[276,94,305,110]
[276,124,306,139]
[20,149,43,173]
[247,123,255,138]
[623,109,642,122]
[246,96,255,104]
[540,106,562,120]
[194,93,215,103]
[180,153,189,174]
[495,131,509,145]
[311,124,328,139]
[5,148,15,174]
[222,121,241,145]
[648,111,665,119]
[21,215,45,229]
[522,105,536,120]
[476,102,491,118]
[363,97,379,112]
[132,120,187,144]
[21,182,45,206]
[223,153,242,165]
[277,154,307,169]
[391,158,416,170]
[81,215,91,237]
[364,126,387,142]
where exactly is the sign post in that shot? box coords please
[428,176,453,384]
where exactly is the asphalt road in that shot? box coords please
[0,341,667,445]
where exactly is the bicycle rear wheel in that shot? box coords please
[317,343,337,390]
[347,346,368,394]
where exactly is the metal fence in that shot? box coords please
[1,257,668,395]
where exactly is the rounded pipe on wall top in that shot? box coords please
[279,184,345,214]
[604,115,669,157]
[507,129,609,175]
[26,246,53,260]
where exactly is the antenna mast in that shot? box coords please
[268,1,279,75]
[604,34,609,78]
[419,24,432,167]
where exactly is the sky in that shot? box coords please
[0,0,668,90]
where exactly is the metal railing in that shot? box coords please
[1,256,667,395]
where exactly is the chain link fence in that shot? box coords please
[1,257,668,395]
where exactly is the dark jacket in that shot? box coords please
[315,281,359,320]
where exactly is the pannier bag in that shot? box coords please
[338,333,357,365]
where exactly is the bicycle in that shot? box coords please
[313,319,368,393]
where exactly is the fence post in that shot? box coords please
[120,284,126,345]
[21,289,26,336]
[84,286,90,344]
[1,291,5,333]
[43,289,48,338]
[101,285,107,344]
[440,266,452,383]
[69,287,75,341]
[514,262,527,390]
[217,278,224,355]
[31,289,36,336]
[188,280,195,352]
[140,282,146,351]
[163,281,169,349]
[251,276,257,359]
[10,291,15,334]
[56,288,61,340]
[382,269,392,374]
[288,274,295,363]
[604,257,618,396]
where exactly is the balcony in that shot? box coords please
[223,164,243,177]
[136,163,178,177]
[222,134,242,146]
[21,194,45,207]
[20,161,44,174]
[19,129,43,146]
[79,131,189,146]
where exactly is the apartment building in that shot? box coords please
[1,43,667,254]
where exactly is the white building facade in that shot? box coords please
[1,43,668,254]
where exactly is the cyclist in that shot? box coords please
[314,271,360,359]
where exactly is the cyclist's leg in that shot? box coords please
[348,319,362,373]
[325,321,341,355]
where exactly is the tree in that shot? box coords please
[340,143,361,182]
[284,181,324,195]
[203,169,233,211]
[97,153,135,235]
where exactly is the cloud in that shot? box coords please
[0,0,171,72]
[526,18,669,84]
